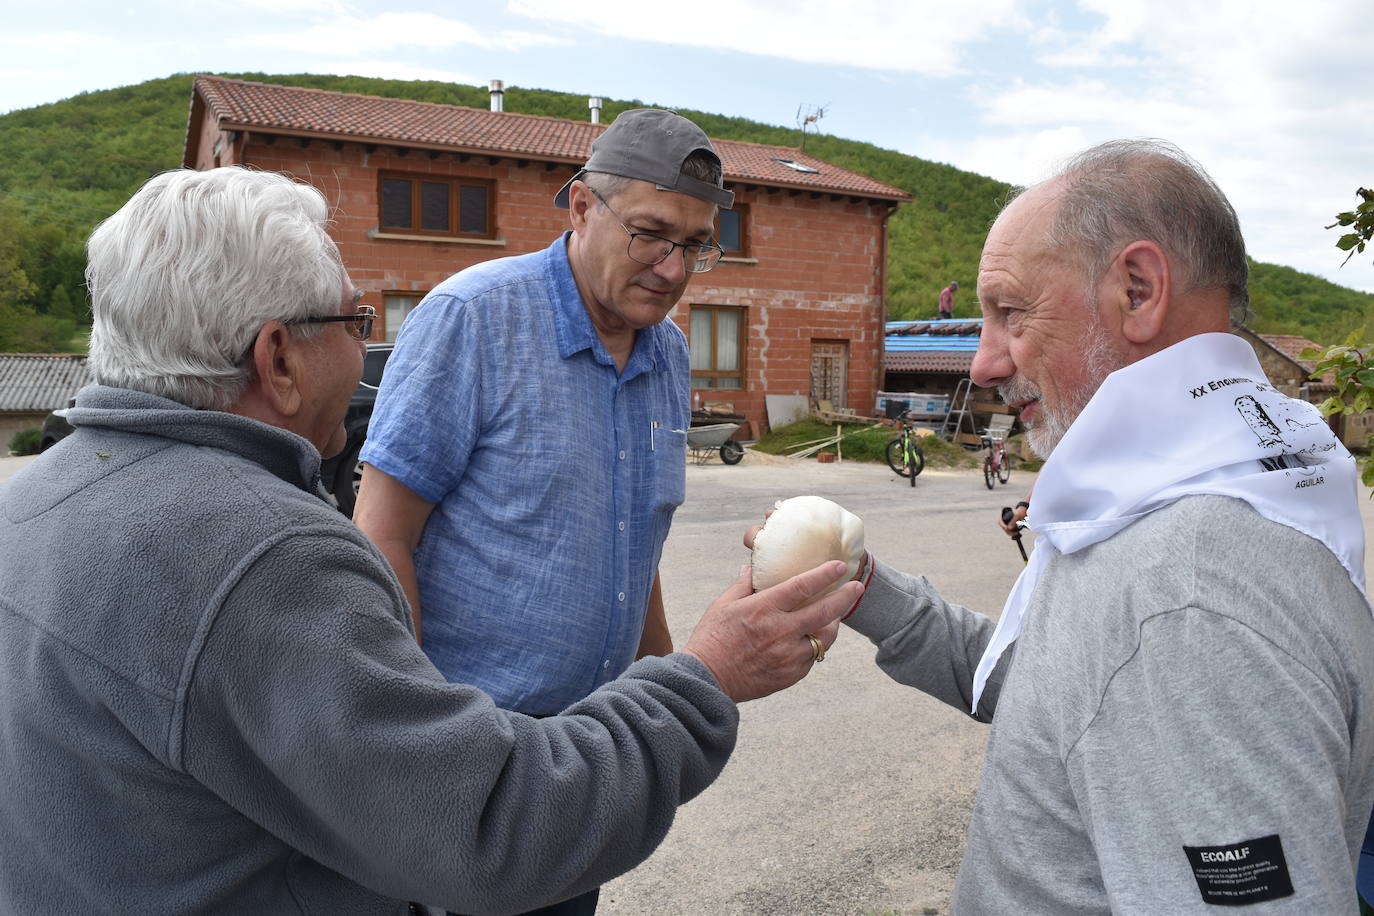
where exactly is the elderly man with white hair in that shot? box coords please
[0,166,857,915]
[832,140,1374,913]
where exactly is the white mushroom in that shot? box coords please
[751,495,865,594]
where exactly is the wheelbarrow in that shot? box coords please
[686,423,745,465]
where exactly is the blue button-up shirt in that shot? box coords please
[361,234,689,714]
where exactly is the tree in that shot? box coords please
[0,204,81,351]
[47,284,82,324]
[1308,188,1374,486]
[0,204,37,309]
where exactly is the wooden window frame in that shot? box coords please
[381,290,425,342]
[377,171,496,240]
[690,304,747,390]
[716,203,750,258]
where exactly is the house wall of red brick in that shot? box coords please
[205,125,890,438]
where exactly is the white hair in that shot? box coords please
[86,167,344,410]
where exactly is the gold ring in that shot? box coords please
[806,633,826,663]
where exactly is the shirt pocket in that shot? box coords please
[650,426,687,512]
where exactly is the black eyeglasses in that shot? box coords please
[288,305,376,341]
[590,189,724,274]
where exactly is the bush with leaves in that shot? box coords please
[1302,335,1374,475]
[7,427,41,456]
[1328,188,1374,266]
[1307,189,1374,487]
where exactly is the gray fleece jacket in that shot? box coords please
[849,495,1374,914]
[0,385,738,915]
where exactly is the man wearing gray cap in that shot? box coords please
[355,110,729,913]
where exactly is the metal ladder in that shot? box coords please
[940,377,977,443]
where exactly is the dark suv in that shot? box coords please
[321,342,392,517]
[39,400,77,452]
[37,343,392,518]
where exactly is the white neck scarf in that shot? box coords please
[970,333,1368,713]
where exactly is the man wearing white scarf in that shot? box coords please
[843,140,1374,913]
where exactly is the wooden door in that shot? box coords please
[810,340,848,410]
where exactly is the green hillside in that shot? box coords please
[0,72,1369,351]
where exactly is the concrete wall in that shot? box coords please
[1,412,46,451]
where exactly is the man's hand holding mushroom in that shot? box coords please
[684,496,868,703]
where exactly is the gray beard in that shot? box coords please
[998,317,1125,459]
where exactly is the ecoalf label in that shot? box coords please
[1182,834,1293,906]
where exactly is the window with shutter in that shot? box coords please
[377,172,495,239]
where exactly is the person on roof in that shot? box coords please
[938,280,959,319]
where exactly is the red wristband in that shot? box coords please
[840,553,874,622]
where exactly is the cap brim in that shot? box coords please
[553,169,587,209]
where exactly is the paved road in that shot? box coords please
[1,449,1009,913]
[604,450,1374,916]
[8,447,1374,914]
[0,454,34,485]
[603,452,1034,916]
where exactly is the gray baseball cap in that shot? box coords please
[554,108,734,210]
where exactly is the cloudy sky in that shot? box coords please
[5,0,1373,294]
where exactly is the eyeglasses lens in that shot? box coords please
[625,235,720,274]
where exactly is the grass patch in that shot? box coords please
[752,419,980,469]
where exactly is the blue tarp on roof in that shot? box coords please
[885,319,982,373]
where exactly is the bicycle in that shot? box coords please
[884,411,926,487]
[982,430,1012,490]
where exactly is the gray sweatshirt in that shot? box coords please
[849,495,1374,914]
[0,385,738,915]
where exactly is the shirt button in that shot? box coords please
[603,660,610,669]
[618,521,626,531]
[618,450,626,460]
[617,591,626,602]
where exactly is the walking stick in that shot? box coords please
[1000,506,1028,564]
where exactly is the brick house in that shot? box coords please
[184,77,910,438]
[1231,325,1370,446]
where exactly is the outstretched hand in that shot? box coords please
[683,561,860,703]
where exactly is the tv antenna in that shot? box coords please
[796,102,829,151]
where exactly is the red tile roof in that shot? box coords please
[190,77,910,202]
[1258,333,1324,367]
[1255,332,1336,390]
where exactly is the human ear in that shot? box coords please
[1113,240,1169,345]
[567,180,594,232]
[247,322,305,417]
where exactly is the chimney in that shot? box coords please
[488,80,505,113]
[588,97,603,124]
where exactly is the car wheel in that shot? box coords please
[332,439,365,518]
